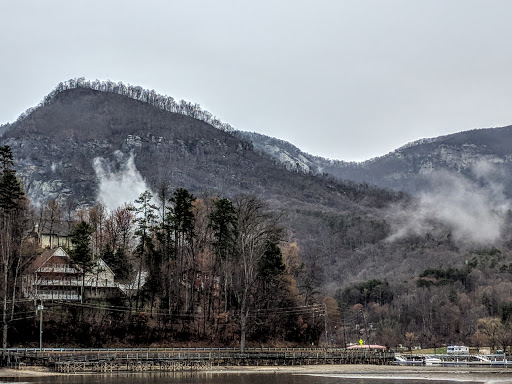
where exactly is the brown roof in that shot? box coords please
[28,247,72,272]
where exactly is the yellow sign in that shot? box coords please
[359,338,364,346]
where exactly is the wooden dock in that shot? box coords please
[4,348,395,372]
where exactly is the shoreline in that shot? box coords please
[215,365,512,382]
[1,365,512,382]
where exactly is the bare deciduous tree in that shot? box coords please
[233,195,283,352]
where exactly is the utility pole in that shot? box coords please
[37,302,43,351]
[360,309,371,347]
[323,303,329,347]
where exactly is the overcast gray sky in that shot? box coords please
[1,0,512,161]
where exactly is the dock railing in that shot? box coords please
[4,347,396,372]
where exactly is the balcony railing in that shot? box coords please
[37,266,79,274]
[34,292,81,301]
[36,279,120,288]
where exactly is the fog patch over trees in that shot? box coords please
[93,151,152,211]
[386,161,510,246]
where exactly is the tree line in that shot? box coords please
[13,78,235,134]
[68,189,324,351]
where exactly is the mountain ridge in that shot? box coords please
[1,84,400,213]
[243,125,512,197]
[9,77,511,197]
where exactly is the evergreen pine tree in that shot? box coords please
[0,146,26,354]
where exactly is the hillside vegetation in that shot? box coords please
[1,79,512,350]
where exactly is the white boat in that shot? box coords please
[473,354,491,363]
[394,354,424,366]
[424,357,443,366]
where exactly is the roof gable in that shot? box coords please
[95,258,115,277]
[52,248,68,257]
[31,247,73,271]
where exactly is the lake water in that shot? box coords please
[0,372,487,384]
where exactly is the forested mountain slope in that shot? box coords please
[1,83,402,288]
[4,81,512,349]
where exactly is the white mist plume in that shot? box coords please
[387,160,510,246]
[93,151,151,211]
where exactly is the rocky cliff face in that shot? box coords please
[241,131,321,174]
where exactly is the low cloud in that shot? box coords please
[387,161,510,246]
[93,151,151,211]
